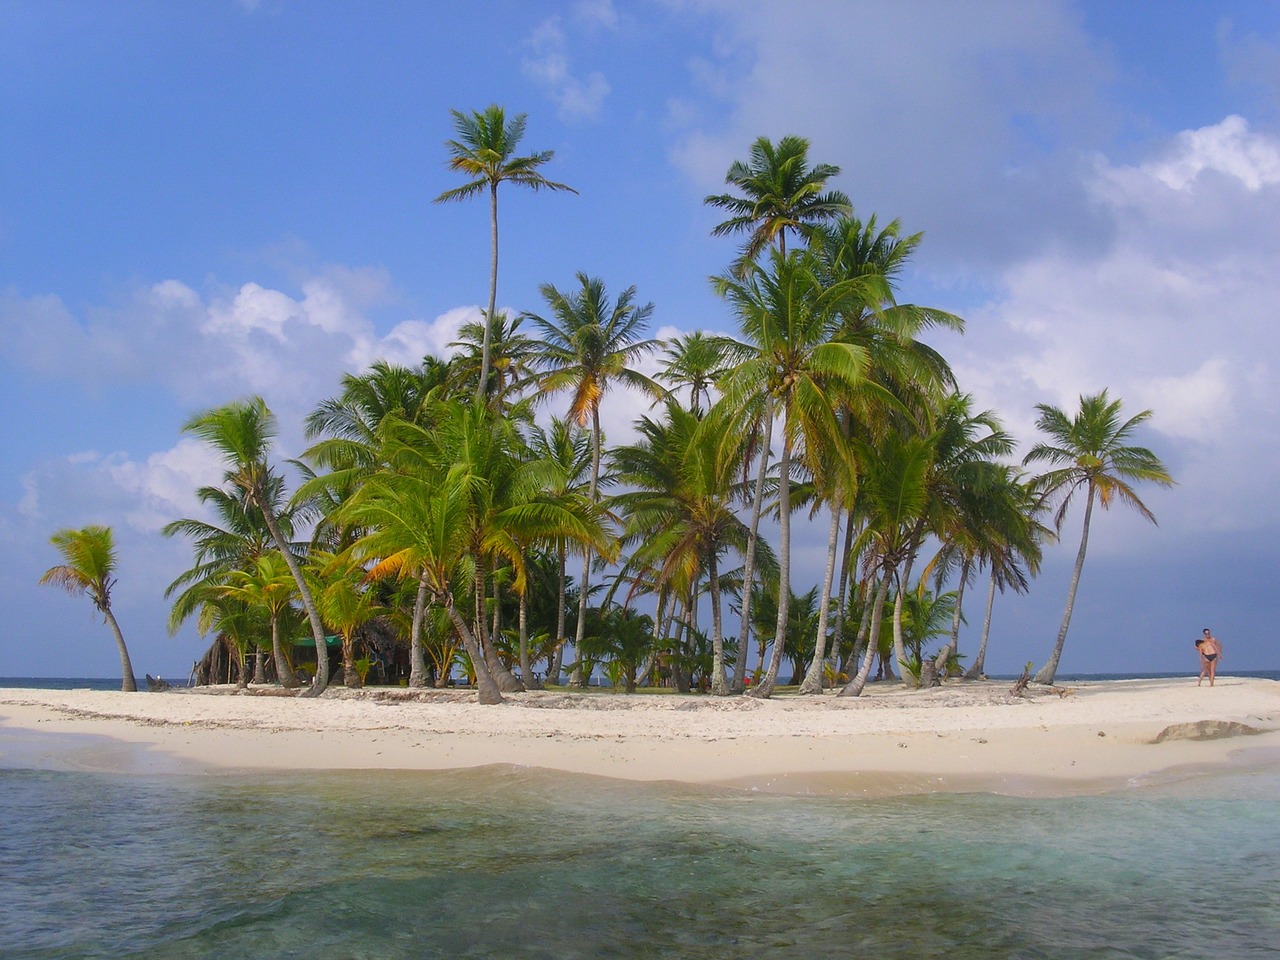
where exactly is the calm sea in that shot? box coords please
[3,675,1279,958]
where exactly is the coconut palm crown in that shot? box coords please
[705,134,851,270]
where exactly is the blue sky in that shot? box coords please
[3,0,1279,680]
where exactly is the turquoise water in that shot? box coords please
[3,761,1278,959]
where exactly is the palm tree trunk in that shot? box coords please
[732,401,773,693]
[476,563,523,692]
[964,565,998,680]
[102,606,137,692]
[519,587,534,688]
[839,572,873,678]
[550,540,567,684]
[892,552,916,688]
[831,510,858,677]
[570,408,603,688]
[950,558,970,656]
[1034,490,1094,685]
[800,503,842,694]
[270,613,299,689]
[751,423,793,698]
[709,549,729,696]
[444,596,503,704]
[254,647,267,684]
[342,632,361,689]
[258,503,329,695]
[839,565,893,697]
[409,574,430,688]
[477,181,499,402]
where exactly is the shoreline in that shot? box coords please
[2,676,1278,797]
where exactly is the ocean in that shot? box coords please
[3,676,1279,958]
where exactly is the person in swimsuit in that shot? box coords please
[1198,628,1222,686]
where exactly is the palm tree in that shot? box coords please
[657,331,745,415]
[162,477,294,634]
[963,468,1047,680]
[890,394,1013,686]
[449,311,541,409]
[434,105,577,402]
[714,248,875,697]
[311,550,382,689]
[527,417,594,683]
[218,552,303,689]
[346,466,505,703]
[705,134,850,272]
[1024,390,1174,684]
[193,595,264,688]
[528,273,663,685]
[796,214,961,695]
[39,525,137,692]
[612,399,753,695]
[182,397,332,695]
[838,428,934,697]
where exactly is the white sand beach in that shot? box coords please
[2,677,1278,796]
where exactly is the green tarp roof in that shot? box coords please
[293,635,342,649]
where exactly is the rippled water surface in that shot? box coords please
[3,762,1278,959]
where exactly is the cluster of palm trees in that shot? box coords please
[39,109,1173,699]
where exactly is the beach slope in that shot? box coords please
[2,677,1277,796]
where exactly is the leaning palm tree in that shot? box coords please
[705,134,851,272]
[182,397,332,695]
[528,273,663,685]
[1024,390,1174,684]
[434,105,577,402]
[39,525,137,692]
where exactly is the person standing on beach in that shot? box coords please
[1198,628,1222,686]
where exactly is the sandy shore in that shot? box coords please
[2,677,1278,796]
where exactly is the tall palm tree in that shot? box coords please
[1024,390,1173,684]
[715,248,876,697]
[891,394,1013,686]
[796,214,960,695]
[528,273,663,685]
[705,134,850,272]
[182,397,332,695]
[39,525,137,692]
[434,105,577,402]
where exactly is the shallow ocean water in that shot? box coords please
[3,759,1278,960]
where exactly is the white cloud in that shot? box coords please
[953,115,1280,535]
[524,17,611,121]
[1142,115,1280,191]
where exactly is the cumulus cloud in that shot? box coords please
[954,116,1280,536]
[524,17,611,121]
